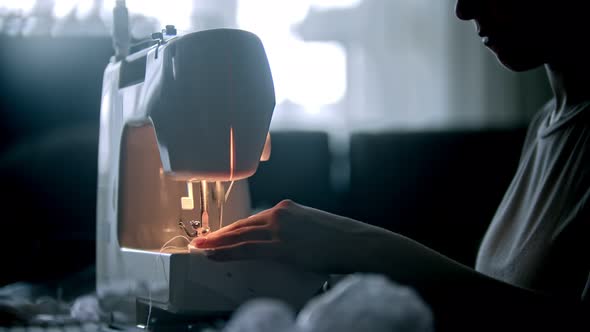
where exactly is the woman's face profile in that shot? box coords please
[455,0,587,71]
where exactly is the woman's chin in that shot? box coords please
[492,48,545,72]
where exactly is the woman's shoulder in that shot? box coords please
[539,99,590,138]
[520,100,554,149]
[531,99,555,130]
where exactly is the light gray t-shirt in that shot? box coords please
[476,99,590,303]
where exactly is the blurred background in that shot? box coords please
[0,0,551,286]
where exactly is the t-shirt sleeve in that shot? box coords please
[581,194,590,305]
[583,274,589,303]
[578,152,590,305]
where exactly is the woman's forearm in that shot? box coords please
[349,226,586,330]
[354,226,490,286]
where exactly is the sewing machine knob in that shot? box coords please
[165,25,177,36]
[151,32,163,41]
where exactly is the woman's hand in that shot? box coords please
[191,200,384,273]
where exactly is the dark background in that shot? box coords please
[0,36,528,286]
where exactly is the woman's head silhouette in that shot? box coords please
[455,0,590,72]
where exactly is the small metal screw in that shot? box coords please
[179,220,198,237]
[189,220,201,229]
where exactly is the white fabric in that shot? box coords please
[222,274,433,332]
[476,99,590,302]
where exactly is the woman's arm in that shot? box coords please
[357,227,584,330]
[338,212,586,330]
[194,200,586,330]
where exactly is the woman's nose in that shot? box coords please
[455,0,478,21]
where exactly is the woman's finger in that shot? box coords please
[193,226,273,248]
[204,240,282,261]
[217,209,272,233]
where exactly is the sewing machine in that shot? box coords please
[95,15,324,328]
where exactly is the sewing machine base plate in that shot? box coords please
[136,299,230,332]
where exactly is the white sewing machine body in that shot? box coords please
[96,28,323,326]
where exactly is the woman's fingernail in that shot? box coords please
[194,237,207,247]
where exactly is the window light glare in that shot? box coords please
[1,0,36,13]
[310,0,362,10]
[76,0,94,18]
[54,0,78,18]
[237,0,347,113]
[125,0,192,31]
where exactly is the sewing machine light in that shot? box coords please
[261,132,271,162]
[176,124,248,237]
